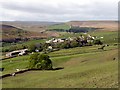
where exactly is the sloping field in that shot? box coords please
[66,21,117,31]
[88,31,118,44]
[48,23,70,30]
[2,46,118,88]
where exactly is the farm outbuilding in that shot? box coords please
[6,49,28,57]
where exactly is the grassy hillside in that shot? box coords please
[2,21,62,32]
[88,31,118,44]
[1,24,60,44]
[2,45,117,74]
[1,24,29,40]
[2,45,118,88]
[1,24,48,42]
[48,23,70,30]
[66,21,117,31]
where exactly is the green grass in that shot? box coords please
[3,39,45,47]
[2,55,29,74]
[2,46,117,74]
[2,45,117,74]
[2,45,118,88]
[88,31,118,44]
[49,45,117,57]
[2,48,118,88]
[20,39,46,45]
[58,32,82,38]
[48,24,70,30]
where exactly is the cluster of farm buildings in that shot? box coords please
[46,34,95,44]
[5,33,103,58]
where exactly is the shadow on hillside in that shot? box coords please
[52,67,64,71]
[28,67,64,71]
[1,67,65,79]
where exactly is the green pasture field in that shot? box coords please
[2,45,118,88]
[2,45,117,74]
[88,31,118,44]
[48,23,70,30]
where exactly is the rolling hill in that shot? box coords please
[2,46,118,88]
[66,21,117,31]
[2,21,62,32]
[2,21,118,33]
[1,24,59,43]
[1,21,117,43]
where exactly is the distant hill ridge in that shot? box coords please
[66,21,117,31]
[2,21,63,32]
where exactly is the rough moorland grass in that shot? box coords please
[2,49,118,88]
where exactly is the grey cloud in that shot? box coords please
[1,1,87,15]
[1,0,118,21]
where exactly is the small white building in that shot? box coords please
[48,46,53,50]
[47,46,53,51]
[53,39,58,43]
[58,39,64,43]
[68,37,73,41]
[6,49,28,57]
[92,36,95,40]
[46,40,51,43]
[100,37,104,39]
[35,49,39,52]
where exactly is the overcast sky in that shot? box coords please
[0,0,119,22]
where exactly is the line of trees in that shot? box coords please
[48,27,99,33]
